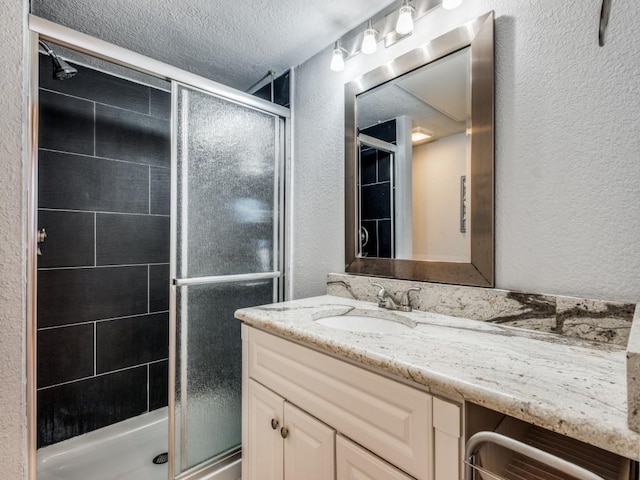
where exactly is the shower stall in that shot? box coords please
[27,16,289,480]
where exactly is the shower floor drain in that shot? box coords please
[153,453,169,465]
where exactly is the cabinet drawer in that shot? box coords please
[248,327,432,479]
[337,435,414,480]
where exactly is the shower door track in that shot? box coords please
[27,15,291,480]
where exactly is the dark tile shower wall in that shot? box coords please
[36,54,171,448]
[359,120,396,258]
[253,70,290,108]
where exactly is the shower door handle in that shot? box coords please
[173,271,281,287]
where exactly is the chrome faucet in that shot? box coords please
[372,283,421,312]
[399,287,421,312]
[372,282,399,310]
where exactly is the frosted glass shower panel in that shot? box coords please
[176,87,278,278]
[175,280,273,471]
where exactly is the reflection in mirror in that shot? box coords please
[357,47,471,262]
[345,12,494,287]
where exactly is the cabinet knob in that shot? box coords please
[270,418,279,430]
[280,427,289,439]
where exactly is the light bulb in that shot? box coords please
[362,21,378,55]
[330,41,345,72]
[442,0,463,9]
[396,2,414,35]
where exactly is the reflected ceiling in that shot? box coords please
[357,48,470,141]
[32,0,394,91]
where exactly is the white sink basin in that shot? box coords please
[315,315,414,334]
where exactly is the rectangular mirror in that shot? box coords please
[345,12,494,287]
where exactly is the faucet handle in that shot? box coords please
[371,282,387,307]
[399,287,421,312]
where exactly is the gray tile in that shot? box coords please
[95,104,170,167]
[38,150,149,214]
[378,219,392,258]
[38,266,148,327]
[37,210,95,268]
[39,89,94,155]
[360,119,396,144]
[96,214,170,265]
[149,264,170,313]
[37,366,147,448]
[96,313,168,373]
[361,182,391,220]
[149,360,168,411]
[273,71,290,108]
[37,324,94,388]
[150,167,170,215]
[360,148,377,185]
[150,88,171,120]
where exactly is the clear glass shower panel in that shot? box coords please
[174,280,273,471]
[176,86,278,278]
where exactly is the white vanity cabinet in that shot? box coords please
[242,325,464,480]
[247,379,335,480]
[336,435,414,480]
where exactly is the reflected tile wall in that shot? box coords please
[37,54,171,448]
[252,70,290,108]
[358,119,396,259]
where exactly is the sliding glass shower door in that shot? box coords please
[170,83,284,476]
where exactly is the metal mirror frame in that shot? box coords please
[345,11,494,287]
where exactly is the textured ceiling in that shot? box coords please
[32,0,394,91]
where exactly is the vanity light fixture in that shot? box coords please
[330,40,346,72]
[442,0,463,9]
[361,19,379,55]
[396,0,415,36]
[411,126,434,144]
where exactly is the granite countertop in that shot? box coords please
[235,295,640,461]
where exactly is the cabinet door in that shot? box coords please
[336,435,414,480]
[247,379,284,480]
[283,403,335,480]
[249,326,432,479]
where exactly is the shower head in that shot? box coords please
[39,41,77,80]
[51,56,78,80]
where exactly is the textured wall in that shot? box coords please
[0,1,27,480]
[292,0,640,302]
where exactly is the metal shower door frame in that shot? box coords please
[169,80,286,478]
[26,15,291,480]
